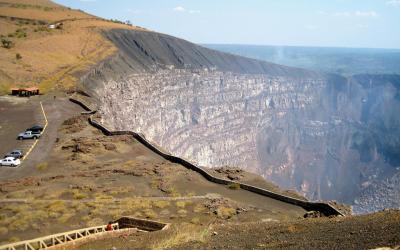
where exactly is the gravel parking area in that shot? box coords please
[0,95,82,180]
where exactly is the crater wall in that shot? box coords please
[82,29,400,213]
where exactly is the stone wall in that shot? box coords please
[93,68,400,213]
[69,97,344,217]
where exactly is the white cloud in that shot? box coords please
[332,11,351,17]
[173,6,200,14]
[355,11,378,17]
[387,0,400,7]
[173,6,185,12]
[331,11,378,18]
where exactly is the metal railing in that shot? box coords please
[0,223,119,250]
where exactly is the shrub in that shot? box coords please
[36,162,48,171]
[8,237,20,243]
[215,206,236,219]
[1,38,13,48]
[46,200,66,213]
[190,217,201,224]
[9,218,29,231]
[143,209,157,219]
[73,191,87,200]
[58,213,73,223]
[151,224,208,249]
[177,209,187,217]
[227,183,241,190]
[153,200,170,209]
[15,53,22,60]
[193,203,205,213]
[176,200,192,208]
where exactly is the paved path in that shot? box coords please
[0,195,212,204]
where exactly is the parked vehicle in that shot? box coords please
[26,125,44,133]
[17,131,41,140]
[5,149,24,159]
[0,157,21,167]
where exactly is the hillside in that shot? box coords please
[0,1,399,249]
[0,0,145,94]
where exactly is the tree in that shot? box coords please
[1,38,13,49]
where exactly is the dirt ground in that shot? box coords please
[76,210,400,250]
[0,98,397,249]
[0,100,309,245]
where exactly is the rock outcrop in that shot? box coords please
[81,29,400,213]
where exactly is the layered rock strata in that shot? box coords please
[83,30,400,213]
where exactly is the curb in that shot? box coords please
[22,101,48,162]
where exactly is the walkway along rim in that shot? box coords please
[69,96,345,217]
[0,217,170,250]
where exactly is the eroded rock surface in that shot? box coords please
[84,30,400,213]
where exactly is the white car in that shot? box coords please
[0,157,21,167]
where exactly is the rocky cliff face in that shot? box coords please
[82,29,400,213]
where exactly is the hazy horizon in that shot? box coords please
[54,0,400,49]
[203,43,400,51]
[205,43,400,75]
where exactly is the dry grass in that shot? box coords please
[57,212,74,223]
[122,160,137,168]
[36,162,48,171]
[143,209,157,219]
[216,206,237,219]
[71,190,87,200]
[7,237,20,243]
[176,200,192,209]
[193,203,205,213]
[190,217,201,224]
[151,224,209,250]
[227,183,241,190]
[153,200,170,209]
[0,0,145,94]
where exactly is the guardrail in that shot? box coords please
[0,216,170,250]
[116,217,170,231]
[0,223,119,250]
[69,97,345,217]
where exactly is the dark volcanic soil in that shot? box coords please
[77,210,400,250]
[175,210,400,250]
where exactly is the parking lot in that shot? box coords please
[0,95,82,180]
[0,96,43,160]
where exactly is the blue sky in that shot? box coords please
[54,0,400,49]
